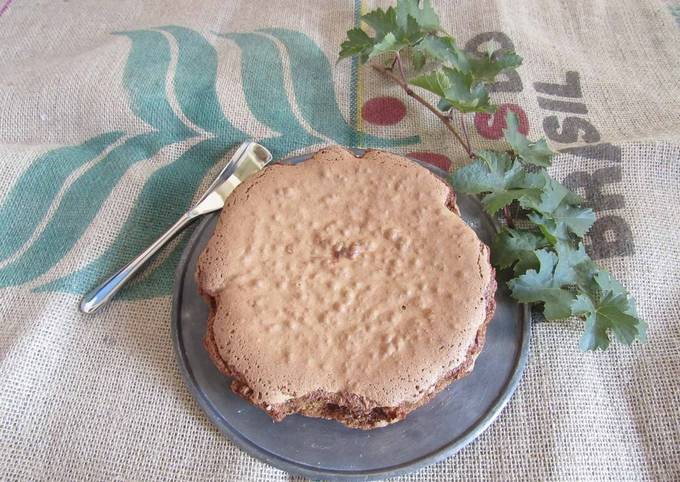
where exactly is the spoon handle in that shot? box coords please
[79,212,195,314]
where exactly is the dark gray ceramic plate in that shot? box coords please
[171,151,530,481]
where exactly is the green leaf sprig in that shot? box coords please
[339,0,645,350]
[452,114,646,350]
[339,0,520,157]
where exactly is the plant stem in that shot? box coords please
[395,52,408,85]
[371,63,473,158]
[459,112,472,156]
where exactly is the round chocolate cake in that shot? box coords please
[197,146,496,429]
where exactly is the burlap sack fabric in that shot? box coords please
[1,0,679,480]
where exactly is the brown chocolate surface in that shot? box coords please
[197,146,496,429]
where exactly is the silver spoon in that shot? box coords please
[80,141,273,314]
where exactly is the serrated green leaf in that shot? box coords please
[573,257,599,294]
[411,68,449,96]
[492,228,547,275]
[520,177,568,213]
[594,269,627,296]
[411,48,426,71]
[554,205,596,237]
[401,14,424,44]
[563,189,584,205]
[594,271,646,342]
[572,294,610,350]
[362,7,399,41]
[527,206,595,241]
[468,50,522,82]
[504,111,554,167]
[411,67,494,113]
[573,291,645,351]
[450,150,518,193]
[527,210,594,244]
[396,0,439,33]
[481,190,535,215]
[339,28,375,61]
[528,214,559,245]
[522,178,596,239]
[415,35,469,72]
[341,6,422,63]
[508,249,575,320]
[368,32,403,59]
[571,268,646,351]
[554,241,590,285]
[451,150,545,214]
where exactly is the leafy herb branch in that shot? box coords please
[339,0,646,351]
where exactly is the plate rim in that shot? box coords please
[171,151,531,481]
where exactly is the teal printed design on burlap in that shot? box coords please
[0,132,124,263]
[0,26,419,299]
[670,5,680,27]
[261,28,418,147]
[40,27,249,297]
[1,29,195,291]
[216,32,323,155]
